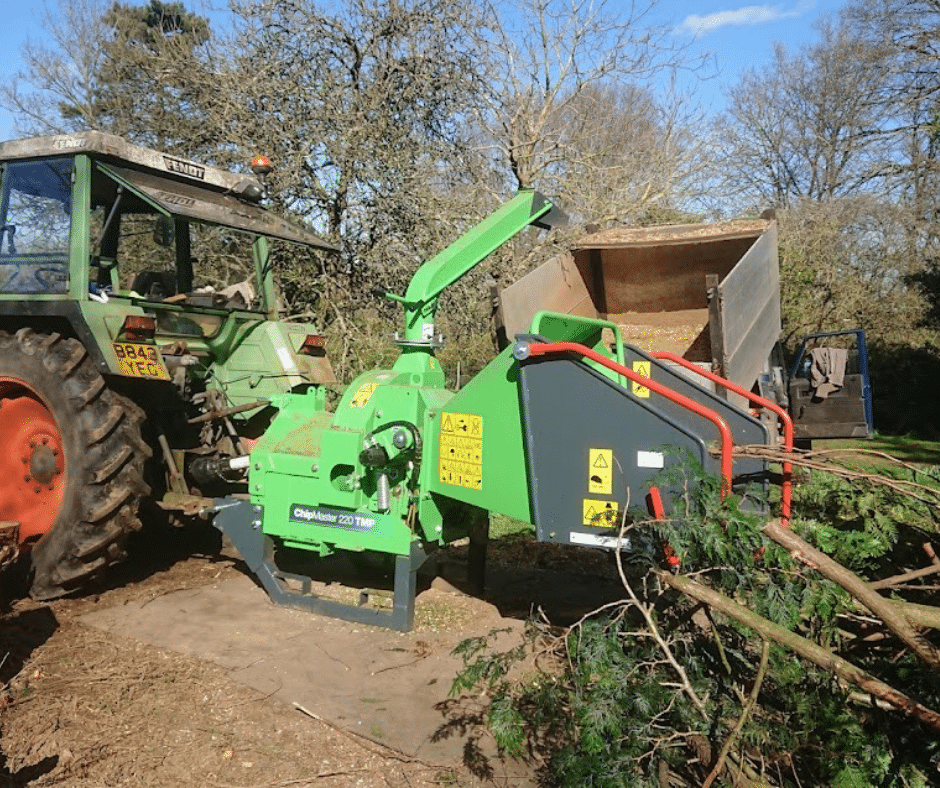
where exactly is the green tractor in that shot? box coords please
[0,131,337,599]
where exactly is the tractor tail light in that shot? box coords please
[298,335,326,355]
[121,315,156,341]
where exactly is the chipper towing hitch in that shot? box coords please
[211,191,788,631]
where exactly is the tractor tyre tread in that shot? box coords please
[0,330,151,599]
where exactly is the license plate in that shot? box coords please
[111,342,170,380]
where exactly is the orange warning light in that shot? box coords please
[250,154,273,176]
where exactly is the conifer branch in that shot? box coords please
[701,638,771,788]
[660,571,940,733]
[761,518,940,670]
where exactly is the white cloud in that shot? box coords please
[677,2,812,37]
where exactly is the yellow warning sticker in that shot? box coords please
[440,412,484,490]
[582,498,621,528]
[588,448,613,495]
[442,413,483,437]
[632,360,651,398]
[349,383,376,408]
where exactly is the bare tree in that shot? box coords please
[542,80,708,227]
[844,0,940,335]
[711,9,940,350]
[471,0,708,226]
[715,19,892,210]
[2,0,719,374]
[1,0,112,136]
[777,197,930,345]
[845,0,940,222]
[2,0,218,156]
[215,0,495,351]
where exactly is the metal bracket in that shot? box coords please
[211,499,428,632]
[393,332,445,350]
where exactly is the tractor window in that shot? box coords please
[0,158,73,294]
[89,165,265,327]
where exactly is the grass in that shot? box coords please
[819,433,940,468]
[489,514,534,541]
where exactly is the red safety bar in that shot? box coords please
[524,342,735,497]
[650,351,792,525]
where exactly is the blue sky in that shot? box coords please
[665,0,844,82]
[0,0,847,142]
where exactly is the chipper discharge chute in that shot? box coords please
[212,192,788,631]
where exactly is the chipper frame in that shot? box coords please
[213,191,783,631]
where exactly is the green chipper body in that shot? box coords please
[213,191,777,631]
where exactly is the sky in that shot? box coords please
[0,0,849,142]
[663,0,845,84]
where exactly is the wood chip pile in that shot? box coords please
[614,314,713,362]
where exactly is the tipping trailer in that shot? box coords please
[497,221,873,442]
[211,194,785,631]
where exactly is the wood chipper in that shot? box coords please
[211,192,786,631]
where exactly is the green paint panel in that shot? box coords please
[425,345,534,524]
[247,194,566,564]
[528,311,627,385]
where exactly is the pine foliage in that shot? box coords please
[451,457,940,787]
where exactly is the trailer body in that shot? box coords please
[497,220,871,439]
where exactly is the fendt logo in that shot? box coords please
[52,137,87,150]
[162,156,206,180]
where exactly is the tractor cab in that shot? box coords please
[786,329,873,441]
[0,132,338,400]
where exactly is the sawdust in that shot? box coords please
[610,308,714,361]
[0,527,472,787]
[577,219,770,248]
[0,617,451,787]
[0,522,626,787]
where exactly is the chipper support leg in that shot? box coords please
[212,500,427,632]
[467,511,489,597]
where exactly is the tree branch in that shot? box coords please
[761,518,940,670]
[660,571,940,733]
[701,638,771,788]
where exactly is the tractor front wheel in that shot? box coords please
[0,329,150,598]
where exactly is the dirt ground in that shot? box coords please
[0,522,627,788]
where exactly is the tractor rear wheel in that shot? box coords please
[0,329,150,599]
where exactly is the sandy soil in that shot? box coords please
[0,522,625,787]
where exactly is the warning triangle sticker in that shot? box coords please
[592,454,609,468]
[442,415,454,433]
[585,506,598,522]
